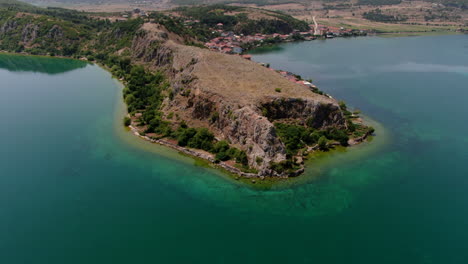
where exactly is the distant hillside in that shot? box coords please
[0,0,113,54]
[171,0,467,7]
[17,0,468,10]
[172,0,305,6]
[0,0,33,8]
[171,0,467,9]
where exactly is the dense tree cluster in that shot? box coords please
[172,0,295,6]
[176,126,249,163]
[357,0,402,6]
[270,100,375,174]
[175,4,309,35]
[148,12,214,43]
[123,66,166,112]
[269,159,299,174]
[117,64,172,136]
[274,122,349,155]
[363,9,408,22]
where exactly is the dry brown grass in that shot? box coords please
[169,41,334,106]
[225,9,278,20]
[232,1,468,32]
[65,1,173,13]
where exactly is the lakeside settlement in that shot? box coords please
[203,23,368,55]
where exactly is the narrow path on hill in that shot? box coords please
[313,16,319,35]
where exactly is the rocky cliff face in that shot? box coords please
[260,97,345,129]
[162,86,346,175]
[0,19,18,35]
[21,24,38,43]
[46,25,64,41]
[131,29,173,68]
[175,89,288,174]
[0,19,40,46]
[0,17,66,48]
[126,23,347,175]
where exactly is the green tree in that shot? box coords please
[177,128,197,147]
[123,116,131,126]
[187,128,214,151]
[236,150,248,166]
[318,136,328,150]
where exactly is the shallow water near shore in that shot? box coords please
[2,34,468,263]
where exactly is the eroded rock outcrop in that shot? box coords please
[47,25,64,41]
[131,29,173,68]
[21,24,39,43]
[260,97,345,129]
[0,19,18,35]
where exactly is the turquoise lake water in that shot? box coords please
[1,34,468,263]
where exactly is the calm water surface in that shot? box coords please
[1,34,468,263]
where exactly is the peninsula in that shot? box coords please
[0,0,375,178]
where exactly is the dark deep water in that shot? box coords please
[1,34,468,263]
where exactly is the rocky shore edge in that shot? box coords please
[128,123,372,180]
[129,125,265,178]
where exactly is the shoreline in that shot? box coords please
[120,52,374,179]
[374,31,465,38]
[0,50,263,179]
[0,50,92,62]
[0,50,376,181]
[240,30,464,54]
[127,124,263,179]
[110,72,388,188]
[126,122,373,180]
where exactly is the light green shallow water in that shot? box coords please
[1,34,468,263]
